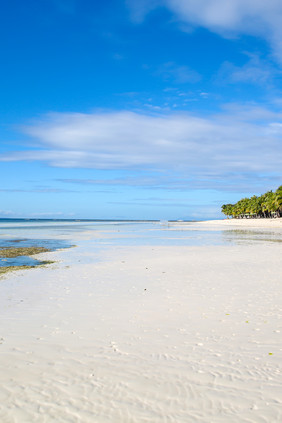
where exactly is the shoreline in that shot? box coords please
[174,217,282,228]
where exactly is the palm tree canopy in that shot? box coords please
[221,186,282,218]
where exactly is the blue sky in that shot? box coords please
[0,0,282,220]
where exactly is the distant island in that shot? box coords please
[221,186,282,219]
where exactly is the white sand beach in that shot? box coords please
[0,220,282,422]
[197,217,282,228]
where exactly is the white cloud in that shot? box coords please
[57,172,279,193]
[156,62,201,84]
[218,54,277,85]
[0,209,15,216]
[1,109,281,191]
[127,0,282,61]
[126,0,161,22]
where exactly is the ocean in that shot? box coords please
[0,219,281,269]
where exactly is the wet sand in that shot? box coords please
[0,221,282,422]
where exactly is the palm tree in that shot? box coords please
[274,186,282,217]
[221,186,282,219]
[221,204,234,218]
[266,191,277,216]
[249,195,261,217]
[261,192,271,217]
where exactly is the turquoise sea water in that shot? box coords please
[0,219,282,245]
[0,219,281,270]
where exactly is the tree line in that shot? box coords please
[221,186,282,219]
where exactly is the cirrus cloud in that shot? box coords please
[0,108,281,193]
[127,0,282,62]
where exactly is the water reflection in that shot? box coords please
[221,229,282,245]
[0,222,281,253]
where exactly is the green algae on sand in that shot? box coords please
[0,246,55,277]
[0,246,50,258]
[0,260,55,276]
[0,239,73,277]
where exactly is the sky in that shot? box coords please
[0,0,282,220]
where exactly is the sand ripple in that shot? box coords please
[1,241,282,422]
